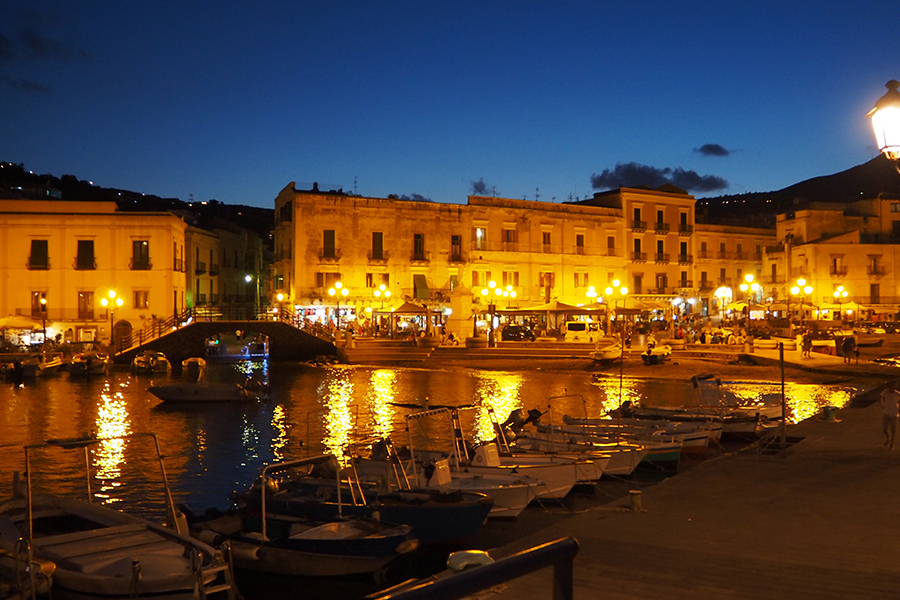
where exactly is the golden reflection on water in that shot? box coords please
[367,370,397,442]
[271,404,288,461]
[471,372,524,443]
[92,381,131,503]
[320,368,355,462]
[591,376,642,414]
[727,382,853,424]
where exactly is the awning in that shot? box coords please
[413,274,429,300]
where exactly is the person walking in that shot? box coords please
[880,381,900,450]
[841,336,855,364]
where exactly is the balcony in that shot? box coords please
[631,220,647,231]
[605,248,620,257]
[678,224,693,235]
[654,222,670,233]
[77,310,94,320]
[654,253,670,263]
[195,261,207,276]
[503,242,519,252]
[28,257,50,270]
[716,251,730,260]
[868,265,887,277]
[678,254,693,264]
[173,258,184,272]
[650,287,669,295]
[697,250,712,259]
[573,245,585,255]
[130,258,152,270]
[74,258,97,270]
[410,251,430,264]
[829,265,848,277]
[677,280,694,289]
[631,251,648,262]
[762,275,786,284]
[209,264,220,276]
[367,250,390,264]
[449,252,464,263]
[319,247,342,262]
[699,281,714,292]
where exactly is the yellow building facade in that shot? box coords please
[0,200,189,346]
[273,183,774,337]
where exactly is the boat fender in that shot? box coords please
[230,544,262,562]
[196,529,222,546]
[447,550,494,572]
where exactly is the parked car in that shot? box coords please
[500,324,536,342]
[564,320,602,343]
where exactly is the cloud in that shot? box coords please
[695,143,730,157]
[398,193,433,202]
[18,27,71,60]
[471,178,487,195]
[0,74,50,93]
[590,162,729,193]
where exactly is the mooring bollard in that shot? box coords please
[629,490,642,511]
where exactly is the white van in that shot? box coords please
[564,320,601,343]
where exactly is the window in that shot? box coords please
[504,228,517,243]
[540,272,555,289]
[323,230,336,258]
[413,274,429,299]
[574,272,589,288]
[413,234,425,260]
[542,231,551,252]
[472,271,491,288]
[655,273,668,293]
[451,235,462,261]
[871,283,881,304]
[657,209,664,224]
[365,273,390,288]
[78,291,94,319]
[31,292,47,317]
[575,234,585,255]
[316,272,342,288]
[474,227,487,250]
[372,232,384,260]
[632,275,642,295]
[134,290,149,309]
[29,240,49,269]
[607,236,615,256]
[132,240,150,270]
[502,271,520,287]
[76,240,95,270]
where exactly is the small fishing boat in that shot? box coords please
[68,351,109,377]
[148,378,264,403]
[641,343,671,365]
[131,350,171,374]
[591,342,622,365]
[0,434,237,600]
[181,356,207,370]
[196,456,418,578]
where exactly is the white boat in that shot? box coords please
[17,354,64,378]
[0,434,236,600]
[591,342,622,364]
[131,350,171,374]
[68,352,109,377]
[181,356,207,370]
[511,434,648,476]
[148,380,262,403]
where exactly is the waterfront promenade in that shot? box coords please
[488,353,900,599]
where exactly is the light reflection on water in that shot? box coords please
[0,363,861,517]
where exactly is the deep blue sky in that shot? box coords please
[1,1,896,208]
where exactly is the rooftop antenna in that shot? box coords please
[535,187,540,201]
[354,176,357,195]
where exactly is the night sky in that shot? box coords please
[1,1,896,208]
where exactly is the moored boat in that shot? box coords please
[148,379,263,403]
[68,351,109,377]
[131,350,171,374]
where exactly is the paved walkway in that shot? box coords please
[489,363,900,598]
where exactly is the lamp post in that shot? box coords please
[328,281,349,329]
[100,290,123,352]
[739,274,760,328]
[789,278,813,334]
[867,80,900,162]
[714,286,732,324]
[374,284,392,309]
[833,285,848,323]
[480,280,501,347]
[603,281,628,404]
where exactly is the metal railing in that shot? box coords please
[367,537,578,600]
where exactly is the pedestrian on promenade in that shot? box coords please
[841,336,855,364]
[880,381,900,450]
[801,333,812,358]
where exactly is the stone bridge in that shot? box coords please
[114,321,337,365]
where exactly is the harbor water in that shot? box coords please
[0,361,860,597]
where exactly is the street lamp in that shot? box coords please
[603,281,629,403]
[373,284,391,309]
[867,80,900,161]
[480,280,501,347]
[789,278,813,333]
[100,290,123,351]
[833,285,848,322]
[739,274,760,327]
[714,286,732,323]
[328,281,349,329]
[500,285,517,308]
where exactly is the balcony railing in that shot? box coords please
[678,254,693,264]
[654,222,670,233]
[605,248,619,257]
[410,251,430,263]
[367,250,390,262]
[650,287,669,295]
[449,252,464,263]
[209,264,220,276]
[631,251,647,262]
[716,251,730,260]
[698,250,712,259]
[699,281,714,292]
[678,224,693,235]
[631,220,647,231]
[829,266,848,276]
[677,280,693,289]
[28,258,50,270]
[319,247,342,261]
[654,253,670,263]
[195,261,207,276]
[173,258,184,272]
[74,258,97,270]
[130,258,152,270]
[762,275,786,284]
[868,265,887,276]
[573,245,585,255]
